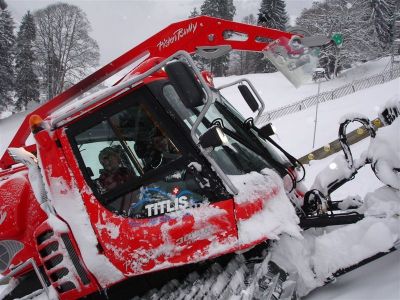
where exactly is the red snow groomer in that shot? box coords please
[0,17,398,300]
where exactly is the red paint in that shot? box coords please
[235,187,280,221]
[0,170,47,275]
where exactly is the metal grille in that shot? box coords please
[258,65,400,125]
[39,241,58,258]
[50,267,69,282]
[61,233,90,285]
[44,254,63,270]
[36,230,54,245]
[0,240,24,273]
[56,281,76,293]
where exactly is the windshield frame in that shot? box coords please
[65,84,231,215]
[160,83,293,178]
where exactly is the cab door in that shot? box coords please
[65,86,239,275]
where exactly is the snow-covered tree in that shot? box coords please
[200,0,236,76]
[258,0,288,31]
[188,7,207,71]
[228,14,262,75]
[257,0,289,73]
[15,11,40,111]
[296,0,382,77]
[0,0,7,10]
[200,0,235,20]
[0,8,15,110]
[369,0,397,51]
[34,3,99,101]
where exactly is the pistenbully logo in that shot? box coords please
[157,22,198,51]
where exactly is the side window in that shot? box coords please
[72,99,208,217]
[75,121,140,193]
[108,106,181,172]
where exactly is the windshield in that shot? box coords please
[163,84,291,176]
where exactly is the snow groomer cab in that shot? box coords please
[0,16,312,299]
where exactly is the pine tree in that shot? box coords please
[370,0,396,51]
[296,0,382,77]
[258,0,288,31]
[15,11,40,111]
[200,0,235,19]
[0,0,7,11]
[228,14,262,75]
[200,0,236,76]
[257,0,289,73]
[0,8,15,110]
[189,7,199,18]
[188,7,206,70]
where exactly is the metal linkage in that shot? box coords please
[0,258,50,297]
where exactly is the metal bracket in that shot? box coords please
[196,45,232,59]
[216,78,266,124]
[0,258,50,298]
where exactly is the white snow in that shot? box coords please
[305,250,400,300]
[272,190,400,296]
[215,56,395,118]
[229,169,302,243]
[367,119,400,189]
[96,216,120,240]
[311,218,397,280]
[311,154,355,195]
[338,112,369,124]
[46,176,124,286]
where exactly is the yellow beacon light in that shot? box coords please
[29,114,44,133]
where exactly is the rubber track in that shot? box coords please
[136,249,297,300]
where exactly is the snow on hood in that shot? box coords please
[97,201,236,276]
[229,168,302,244]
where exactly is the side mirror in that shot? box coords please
[258,123,275,138]
[238,84,259,112]
[165,61,205,108]
[199,126,228,149]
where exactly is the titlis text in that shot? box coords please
[157,23,198,51]
[145,196,200,217]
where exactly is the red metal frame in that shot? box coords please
[0,16,294,169]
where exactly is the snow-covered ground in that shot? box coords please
[305,249,400,300]
[0,57,399,298]
[215,56,395,116]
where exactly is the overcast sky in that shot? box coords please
[9,0,315,66]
